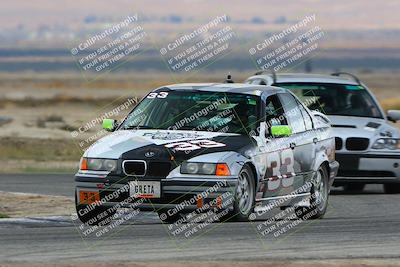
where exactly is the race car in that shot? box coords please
[75,82,339,225]
[245,72,400,193]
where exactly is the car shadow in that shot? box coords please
[330,184,384,195]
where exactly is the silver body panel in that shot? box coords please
[245,73,400,184]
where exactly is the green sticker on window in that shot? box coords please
[248,99,257,105]
[345,85,364,90]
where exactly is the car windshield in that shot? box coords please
[275,83,383,118]
[119,91,260,134]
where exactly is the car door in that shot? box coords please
[259,94,298,199]
[277,92,316,194]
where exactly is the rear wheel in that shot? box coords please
[384,183,400,194]
[229,165,255,222]
[343,183,365,192]
[296,165,329,220]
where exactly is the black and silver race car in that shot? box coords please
[75,82,339,225]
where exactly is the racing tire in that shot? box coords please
[343,183,365,192]
[229,165,256,222]
[384,183,400,194]
[295,165,329,220]
[157,210,181,224]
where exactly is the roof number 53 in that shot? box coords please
[147,92,169,98]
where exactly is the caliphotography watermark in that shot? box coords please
[249,14,325,72]
[71,181,149,243]
[160,14,236,74]
[157,181,236,248]
[248,181,327,243]
[70,14,148,79]
[70,97,138,151]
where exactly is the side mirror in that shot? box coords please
[387,110,400,123]
[270,125,292,137]
[102,119,118,132]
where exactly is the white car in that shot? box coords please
[245,72,400,193]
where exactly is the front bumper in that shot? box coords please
[75,172,237,212]
[334,153,400,184]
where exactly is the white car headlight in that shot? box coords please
[371,138,400,150]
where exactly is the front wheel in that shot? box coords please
[229,165,255,221]
[296,165,329,220]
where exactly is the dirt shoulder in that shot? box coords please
[0,191,73,218]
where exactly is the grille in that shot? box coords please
[147,162,172,177]
[345,138,370,151]
[123,160,146,176]
[335,137,343,150]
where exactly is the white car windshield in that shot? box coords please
[276,83,383,119]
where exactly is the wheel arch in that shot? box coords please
[243,161,259,190]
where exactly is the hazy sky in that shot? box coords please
[0,0,399,30]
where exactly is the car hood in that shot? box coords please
[84,129,253,160]
[328,115,400,139]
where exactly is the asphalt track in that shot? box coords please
[0,173,400,262]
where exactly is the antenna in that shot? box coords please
[224,73,234,83]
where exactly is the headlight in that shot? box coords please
[180,162,230,176]
[371,138,400,150]
[80,158,117,171]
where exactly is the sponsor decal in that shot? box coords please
[143,131,201,140]
[144,151,155,158]
[165,139,226,151]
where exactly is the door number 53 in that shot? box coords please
[266,149,295,190]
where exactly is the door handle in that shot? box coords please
[290,142,296,150]
[313,138,318,144]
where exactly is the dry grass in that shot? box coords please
[380,98,400,111]
[0,137,82,161]
[0,191,73,217]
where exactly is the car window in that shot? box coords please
[297,99,313,130]
[265,94,287,135]
[275,83,383,119]
[278,93,307,134]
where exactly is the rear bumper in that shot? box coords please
[334,153,400,184]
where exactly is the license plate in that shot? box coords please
[79,191,100,204]
[129,181,161,198]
